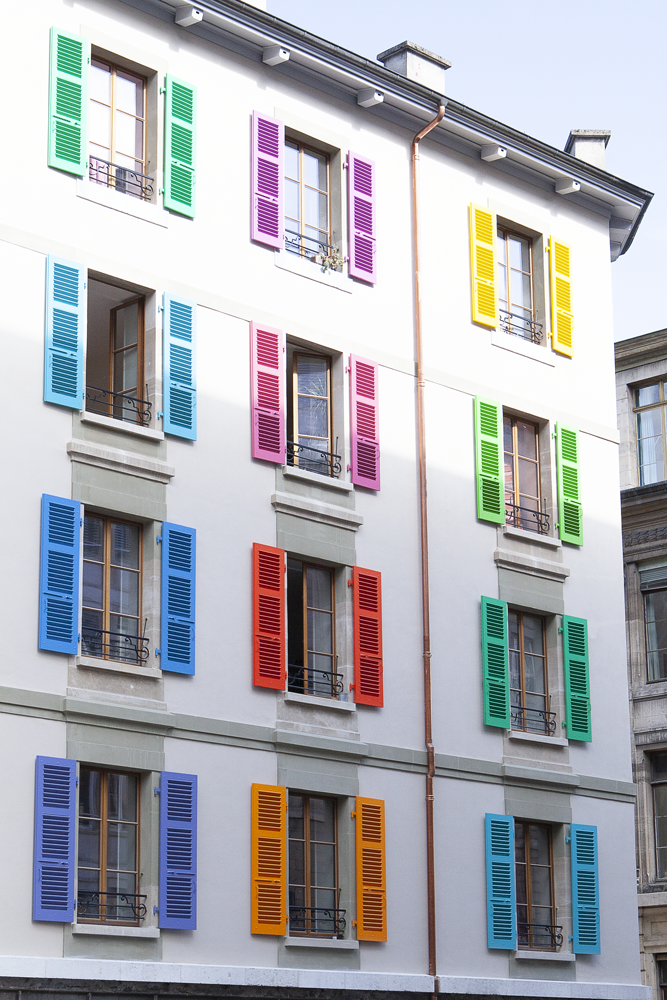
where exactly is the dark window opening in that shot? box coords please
[288,793,344,937]
[652,753,667,879]
[515,821,561,950]
[286,352,340,477]
[504,414,548,534]
[509,611,555,736]
[645,590,667,682]
[287,558,341,698]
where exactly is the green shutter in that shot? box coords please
[164,75,196,217]
[481,597,510,728]
[474,397,504,524]
[556,423,583,545]
[563,615,591,742]
[48,27,88,176]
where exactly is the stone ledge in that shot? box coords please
[76,655,162,680]
[494,547,570,582]
[71,923,159,938]
[283,937,359,949]
[283,692,356,712]
[638,891,667,906]
[79,411,164,441]
[513,950,576,962]
[67,440,175,483]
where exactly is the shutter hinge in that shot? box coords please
[562,720,567,727]
[155,648,161,657]
[154,905,159,913]
[157,535,163,543]
[154,786,161,796]
[158,305,163,313]
[160,86,166,94]
[158,411,164,419]
[351,810,356,819]
[347,464,352,472]
[352,919,357,927]
[159,188,165,195]
[80,518,83,526]
[347,579,353,587]
[566,835,571,843]
[349,683,355,691]
[78,634,81,642]
[73,900,76,909]
[343,159,349,169]
[76,777,79,786]
[345,366,350,374]
[558,627,564,633]
[568,935,573,942]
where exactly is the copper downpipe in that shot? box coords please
[412,102,446,990]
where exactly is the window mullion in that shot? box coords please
[304,797,311,933]
[100,771,108,919]
[104,519,111,648]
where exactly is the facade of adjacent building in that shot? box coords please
[0,0,653,998]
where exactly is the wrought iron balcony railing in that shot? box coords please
[289,906,346,937]
[288,664,344,699]
[81,627,149,665]
[518,922,563,950]
[85,385,152,426]
[499,308,543,344]
[89,156,154,201]
[77,891,147,922]
[505,502,550,536]
[287,440,342,479]
[511,704,557,736]
[284,227,340,265]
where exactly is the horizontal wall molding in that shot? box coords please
[271,491,364,530]
[67,440,175,484]
[494,547,570,582]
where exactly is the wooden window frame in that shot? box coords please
[284,139,331,257]
[514,820,556,951]
[497,226,536,334]
[503,413,543,530]
[82,513,143,662]
[288,793,339,937]
[644,589,667,683]
[509,611,550,735]
[287,559,337,698]
[633,381,667,487]
[290,351,333,467]
[86,281,146,423]
[89,58,148,176]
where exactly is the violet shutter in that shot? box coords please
[251,111,284,249]
[39,494,81,655]
[349,355,380,489]
[33,756,76,922]
[348,152,376,283]
[159,771,197,929]
[163,294,197,440]
[250,322,285,463]
[160,523,196,674]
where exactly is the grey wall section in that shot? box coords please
[67,722,165,771]
[498,568,564,615]
[72,464,167,521]
[504,784,572,824]
[276,512,356,565]
[278,752,359,796]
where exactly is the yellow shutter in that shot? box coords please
[355,796,386,941]
[550,237,574,357]
[469,203,498,327]
[251,783,287,935]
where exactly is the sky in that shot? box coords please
[268,0,665,342]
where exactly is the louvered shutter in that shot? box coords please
[571,824,600,953]
[355,797,386,941]
[33,756,76,921]
[349,355,380,489]
[39,495,81,655]
[563,616,591,741]
[44,256,84,409]
[159,772,197,929]
[251,112,284,249]
[481,597,510,728]
[348,153,376,283]
[550,238,573,357]
[474,396,504,524]
[160,523,196,675]
[353,567,383,707]
[469,204,498,327]
[485,813,516,949]
[164,75,196,217]
[250,322,285,463]
[251,783,287,934]
[48,28,87,175]
[163,294,197,440]
[253,543,286,689]
[556,423,583,545]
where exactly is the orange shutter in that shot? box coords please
[251,783,287,935]
[252,542,285,689]
[352,567,383,707]
[355,797,386,941]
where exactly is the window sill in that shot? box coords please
[513,950,575,962]
[284,691,356,712]
[638,891,667,907]
[76,179,167,228]
[502,525,561,548]
[76,655,162,680]
[490,329,555,367]
[508,730,568,747]
[79,411,164,441]
[284,937,359,949]
[274,249,351,293]
[282,466,354,493]
[72,923,159,938]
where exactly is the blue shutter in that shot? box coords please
[39,495,81,654]
[163,294,197,440]
[44,256,84,409]
[33,756,76,921]
[485,813,516,949]
[159,771,197,929]
[571,824,600,954]
[160,523,196,674]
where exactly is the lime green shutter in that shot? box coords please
[556,423,583,545]
[474,397,504,524]
[48,28,88,176]
[481,597,510,728]
[563,616,591,741]
[164,75,196,217]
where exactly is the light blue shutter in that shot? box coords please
[163,294,197,440]
[159,771,197,929]
[571,824,600,954]
[39,495,81,654]
[160,523,196,674]
[33,756,76,921]
[485,813,516,949]
[44,256,84,409]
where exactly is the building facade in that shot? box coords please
[0,1,653,998]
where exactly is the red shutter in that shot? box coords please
[349,355,380,489]
[353,567,383,707]
[251,111,284,249]
[250,322,285,463]
[253,543,286,689]
[348,152,376,283]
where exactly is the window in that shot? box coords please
[497,227,539,342]
[82,514,147,665]
[646,591,667,682]
[515,821,560,949]
[286,353,337,475]
[89,59,151,199]
[509,612,553,736]
[86,279,149,425]
[635,383,667,486]
[284,140,331,259]
[653,753,667,879]
[657,958,667,1000]
[77,767,142,924]
[288,793,342,937]
[287,559,340,698]
[504,415,546,534]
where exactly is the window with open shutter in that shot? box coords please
[348,153,376,283]
[474,397,504,524]
[250,322,285,463]
[355,797,386,941]
[550,238,573,357]
[556,423,583,545]
[163,294,197,440]
[251,112,284,249]
[353,567,383,707]
[160,523,196,674]
[469,204,498,327]
[570,824,599,953]
[44,256,84,410]
[33,756,76,922]
[563,616,591,741]
[253,543,286,689]
[164,75,196,217]
[481,597,510,728]
[485,813,516,949]
[251,783,287,934]
[39,495,81,655]
[159,772,197,929]
[349,355,380,489]
[48,28,88,175]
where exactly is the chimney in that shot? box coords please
[377,41,451,95]
[564,130,611,170]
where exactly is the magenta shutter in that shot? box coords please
[251,322,285,463]
[251,111,284,249]
[349,355,380,489]
[348,152,376,283]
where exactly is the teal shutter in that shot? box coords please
[485,813,516,949]
[39,495,81,654]
[556,423,583,545]
[48,28,88,176]
[481,597,510,728]
[164,75,196,217]
[563,616,591,741]
[163,294,197,440]
[570,824,600,954]
[33,756,76,921]
[44,256,85,409]
[474,397,504,523]
[160,523,196,674]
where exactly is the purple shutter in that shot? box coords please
[250,321,285,463]
[349,355,380,489]
[159,771,197,929]
[251,111,284,249]
[33,756,76,922]
[348,152,376,283]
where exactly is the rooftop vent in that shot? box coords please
[564,130,611,170]
[377,41,451,95]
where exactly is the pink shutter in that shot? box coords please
[349,355,380,490]
[251,322,285,463]
[348,152,376,283]
[251,111,284,249]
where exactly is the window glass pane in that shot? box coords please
[637,384,661,407]
[82,561,104,610]
[638,408,663,438]
[656,785,667,878]
[288,793,304,839]
[287,560,305,668]
[529,865,552,907]
[528,823,550,867]
[285,141,300,180]
[107,823,137,872]
[303,150,328,191]
[115,71,143,117]
[297,357,328,397]
[298,396,328,439]
[110,567,139,616]
[289,838,305,887]
[89,100,111,149]
[307,609,332,654]
[517,422,537,460]
[518,458,538,499]
[503,416,513,453]
[110,522,140,569]
[306,566,332,611]
[114,346,138,394]
[311,843,335,891]
[646,592,667,681]
[522,616,544,655]
[114,110,140,159]
[84,515,105,562]
[285,179,300,223]
[310,797,335,841]
[497,231,507,265]
[653,753,667,777]
[304,188,328,233]
[78,818,101,868]
[509,235,530,272]
[524,655,546,694]
[80,769,101,817]
[107,772,137,822]
[511,272,532,313]
[90,61,111,104]
[514,821,525,863]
